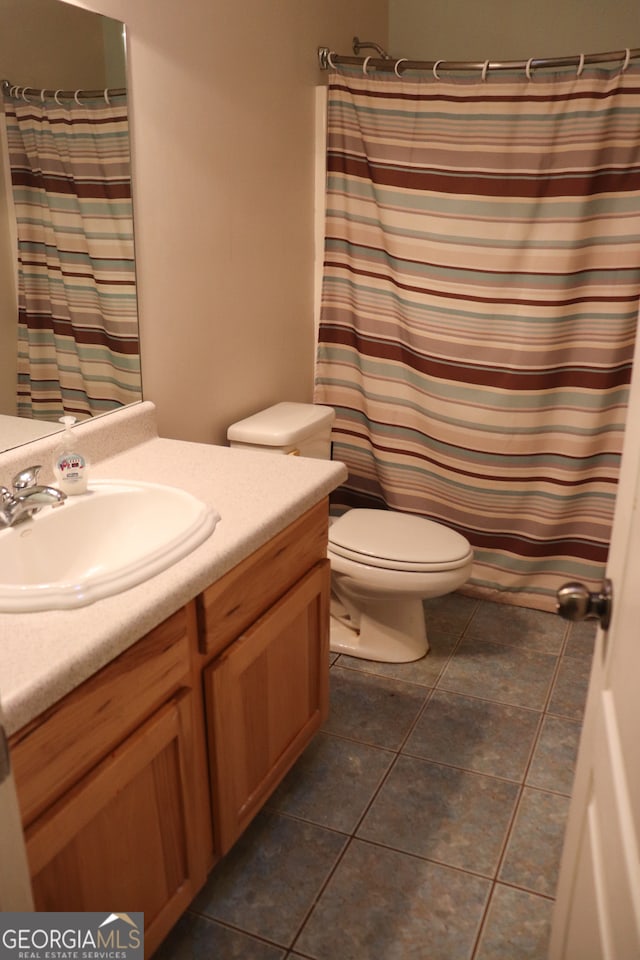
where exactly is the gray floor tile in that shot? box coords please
[547,654,592,719]
[474,883,553,960]
[357,755,519,876]
[499,787,570,897]
[563,620,597,660]
[267,731,394,833]
[154,913,286,959]
[192,810,347,948]
[438,636,558,709]
[423,591,479,635]
[467,602,566,654]
[526,715,582,795]
[404,690,540,781]
[337,628,458,686]
[294,838,491,960]
[324,665,428,749]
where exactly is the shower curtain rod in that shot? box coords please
[318,38,640,76]
[1,79,126,102]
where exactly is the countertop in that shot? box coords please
[0,403,347,735]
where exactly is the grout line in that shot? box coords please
[457,596,482,636]
[397,747,539,787]
[484,646,561,888]
[287,833,355,953]
[331,657,443,692]
[469,879,497,960]
[180,910,292,952]
[490,877,556,901]
[558,619,572,656]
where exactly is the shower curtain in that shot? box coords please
[315,63,640,611]
[3,89,141,420]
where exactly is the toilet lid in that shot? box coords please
[328,509,472,572]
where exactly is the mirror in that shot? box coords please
[0,0,140,453]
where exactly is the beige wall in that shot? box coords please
[389,0,640,61]
[53,0,388,445]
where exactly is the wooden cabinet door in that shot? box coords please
[25,691,205,959]
[10,607,193,827]
[204,559,330,854]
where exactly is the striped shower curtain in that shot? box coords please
[3,89,140,420]
[315,64,640,611]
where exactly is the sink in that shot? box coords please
[0,479,220,612]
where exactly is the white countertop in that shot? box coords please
[0,414,62,452]
[0,404,347,735]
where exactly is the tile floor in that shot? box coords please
[154,592,596,960]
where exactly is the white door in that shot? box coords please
[549,327,640,958]
[0,704,33,910]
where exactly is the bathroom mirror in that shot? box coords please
[0,0,140,453]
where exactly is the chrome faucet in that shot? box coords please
[0,465,67,527]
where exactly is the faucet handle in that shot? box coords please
[12,465,42,491]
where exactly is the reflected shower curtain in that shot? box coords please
[3,89,141,420]
[315,65,640,611]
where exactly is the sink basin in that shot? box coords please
[0,479,220,612]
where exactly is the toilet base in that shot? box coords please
[330,593,429,663]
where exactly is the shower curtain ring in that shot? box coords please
[21,87,31,102]
[327,51,337,69]
[103,88,110,105]
[40,89,46,102]
[74,90,82,104]
[621,47,631,72]
[576,53,585,77]
[525,57,535,80]
[394,58,408,77]
[54,90,63,104]
[432,59,444,80]
[362,55,372,75]
[481,60,490,81]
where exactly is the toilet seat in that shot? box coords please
[328,508,472,572]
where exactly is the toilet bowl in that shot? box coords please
[227,402,474,663]
[328,508,473,662]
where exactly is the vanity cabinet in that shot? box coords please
[8,498,331,956]
[9,605,211,957]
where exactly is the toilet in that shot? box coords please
[227,403,473,663]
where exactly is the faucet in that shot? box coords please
[0,465,67,527]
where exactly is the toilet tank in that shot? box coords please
[227,402,335,459]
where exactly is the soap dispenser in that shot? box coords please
[53,416,89,495]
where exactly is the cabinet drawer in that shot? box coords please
[197,499,328,659]
[10,604,195,827]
